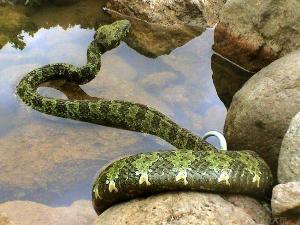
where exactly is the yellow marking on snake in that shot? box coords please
[176,170,188,185]
[137,172,151,185]
[106,180,118,193]
[218,171,231,185]
[252,173,261,188]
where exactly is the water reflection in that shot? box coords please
[211,54,253,108]
[106,9,206,58]
[0,2,234,207]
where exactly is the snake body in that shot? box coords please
[16,20,273,215]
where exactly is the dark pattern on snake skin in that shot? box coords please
[16,20,273,215]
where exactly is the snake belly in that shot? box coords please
[15,20,273,215]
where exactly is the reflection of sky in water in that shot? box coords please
[0,25,226,206]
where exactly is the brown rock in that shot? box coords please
[213,0,300,72]
[271,182,300,216]
[106,0,226,27]
[0,200,96,225]
[93,192,271,225]
[224,50,300,176]
[103,11,205,58]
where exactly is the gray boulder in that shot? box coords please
[224,50,300,176]
[278,112,300,183]
[93,192,271,225]
[213,0,300,72]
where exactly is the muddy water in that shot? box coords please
[0,0,250,206]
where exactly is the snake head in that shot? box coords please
[94,20,130,51]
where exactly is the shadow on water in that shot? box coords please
[0,0,251,206]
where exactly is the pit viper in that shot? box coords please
[16,20,273,215]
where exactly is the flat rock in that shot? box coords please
[271,182,300,216]
[93,192,271,225]
[224,50,300,176]
[278,112,300,183]
[0,200,96,225]
[213,0,300,72]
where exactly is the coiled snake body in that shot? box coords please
[16,20,273,215]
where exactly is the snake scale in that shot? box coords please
[16,20,273,215]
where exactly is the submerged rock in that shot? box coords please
[0,200,96,225]
[271,182,300,216]
[278,112,300,184]
[224,50,300,176]
[213,0,300,72]
[93,192,271,225]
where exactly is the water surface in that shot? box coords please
[0,0,250,206]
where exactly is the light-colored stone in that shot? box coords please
[224,50,300,176]
[213,0,300,72]
[278,112,300,183]
[0,200,96,225]
[93,192,271,225]
[271,182,300,216]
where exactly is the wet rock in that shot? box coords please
[213,0,300,72]
[106,0,226,27]
[93,192,271,225]
[278,112,300,183]
[104,0,226,57]
[271,182,300,216]
[105,13,205,58]
[0,200,96,225]
[211,54,252,108]
[224,50,300,176]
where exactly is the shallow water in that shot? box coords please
[0,1,250,206]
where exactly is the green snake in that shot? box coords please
[16,20,273,215]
